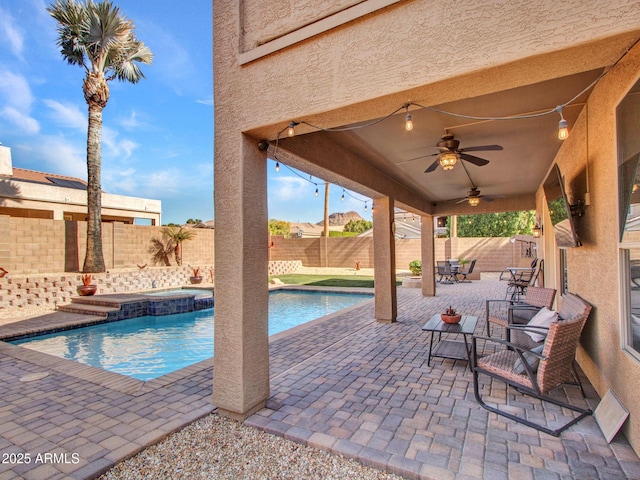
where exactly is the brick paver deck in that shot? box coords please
[1,280,639,479]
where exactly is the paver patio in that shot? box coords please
[1,279,639,479]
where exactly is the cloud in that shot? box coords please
[42,99,87,131]
[270,175,310,202]
[0,69,34,111]
[117,110,152,130]
[1,107,40,135]
[196,97,213,106]
[0,7,25,59]
[101,126,139,159]
[16,134,87,179]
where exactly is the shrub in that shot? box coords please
[409,260,422,275]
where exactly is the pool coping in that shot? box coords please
[0,287,374,396]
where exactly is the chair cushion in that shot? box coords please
[513,345,544,374]
[526,307,558,342]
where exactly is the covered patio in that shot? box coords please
[1,279,639,478]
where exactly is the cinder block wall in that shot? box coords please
[1,215,215,275]
[270,235,534,275]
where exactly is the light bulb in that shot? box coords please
[468,197,480,207]
[438,152,458,170]
[405,113,413,131]
[341,192,345,201]
[275,162,280,172]
[287,122,296,137]
[314,187,318,197]
[364,203,368,212]
[558,118,569,140]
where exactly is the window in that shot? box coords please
[617,77,640,359]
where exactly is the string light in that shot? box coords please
[275,161,280,172]
[404,105,413,131]
[557,107,569,140]
[314,186,319,197]
[341,190,345,201]
[364,202,368,212]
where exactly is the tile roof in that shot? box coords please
[11,168,87,189]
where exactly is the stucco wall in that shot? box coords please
[544,42,640,451]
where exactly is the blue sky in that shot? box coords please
[0,0,371,225]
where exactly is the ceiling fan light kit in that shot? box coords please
[438,152,458,170]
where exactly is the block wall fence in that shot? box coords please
[0,215,534,310]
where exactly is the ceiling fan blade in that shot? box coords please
[480,196,495,202]
[424,159,439,173]
[456,197,469,204]
[459,153,490,166]
[459,145,503,152]
[397,152,437,166]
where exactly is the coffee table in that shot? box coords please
[422,313,478,369]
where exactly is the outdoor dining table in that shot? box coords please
[503,267,532,282]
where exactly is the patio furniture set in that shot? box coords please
[422,284,593,436]
[436,259,477,284]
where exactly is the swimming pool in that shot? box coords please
[11,290,372,381]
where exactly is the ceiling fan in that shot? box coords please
[456,186,501,207]
[424,134,503,173]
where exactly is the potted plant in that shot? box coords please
[441,305,462,324]
[77,274,97,296]
[190,266,203,284]
[409,260,422,276]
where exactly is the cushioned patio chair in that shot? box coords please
[509,292,592,352]
[472,311,592,436]
[485,286,557,338]
[456,259,476,282]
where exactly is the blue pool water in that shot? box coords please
[12,290,371,381]
[145,288,212,298]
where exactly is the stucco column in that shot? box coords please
[213,134,270,420]
[421,214,436,296]
[373,197,397,323]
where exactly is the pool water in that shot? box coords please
[11,290,371,381]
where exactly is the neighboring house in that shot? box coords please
[0,145,161,225]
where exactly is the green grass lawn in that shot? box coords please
[272,274,402,288]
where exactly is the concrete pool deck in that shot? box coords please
[1,280,640,478]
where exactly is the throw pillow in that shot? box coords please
[513,345,545,375]
[526,307,558,342]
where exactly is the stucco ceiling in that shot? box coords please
[283,69,601,214]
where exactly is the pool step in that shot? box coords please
[57,302,120,317]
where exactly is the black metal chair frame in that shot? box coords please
[436,261,455,284]
[456,259,476,282]
[472,322,591,437]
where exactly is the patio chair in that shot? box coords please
[505,259,543,300]
[456,259,476,282]
[509,292,592,352]
[436,261,455,284]
[485,286,556,338]
[472,311,592,436]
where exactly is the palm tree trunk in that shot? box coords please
[175,242,182,266]
[83,102,106,273]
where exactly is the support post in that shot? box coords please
[421,214,436,296]
[213,134,270,420]
[373,197,397,323]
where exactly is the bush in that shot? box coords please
[409,260,422,275]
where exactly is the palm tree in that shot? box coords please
[48,0,152,273]
[148,236,175,266]
[161,226,196,266]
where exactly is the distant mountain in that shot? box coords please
[316,211,364,226]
